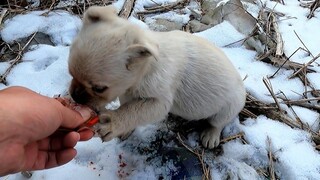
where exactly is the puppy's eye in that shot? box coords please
[92,85,108,93]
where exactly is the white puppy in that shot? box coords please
[68,6,246,148]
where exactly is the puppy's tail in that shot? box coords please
[83,5,118,25]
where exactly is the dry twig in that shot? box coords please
[293,30,314,58]
[267,137,276,180]
[136,0,189,15]
[270,13,283,57]
[0,8,8,25]
[278,91,304,129]
[0,32,37,84]
[220,132,244,143]
[289,53,320,79]
[118,0,136,19]
[269,47,316,78]
[245,94,299,128]
[282,101,320,112]
[307,0,320,19]
[245,94,320,147]
[280,97,320,113]
[177,133,211,180]
[263,77,282,111]
[240,108,258,118]
[300,0,315,8]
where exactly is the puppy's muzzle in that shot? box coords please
[70,85,90,104]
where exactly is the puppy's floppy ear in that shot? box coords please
[125,42,159,70]
[83,5,118,25]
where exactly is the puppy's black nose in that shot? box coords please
[71,87,89,104]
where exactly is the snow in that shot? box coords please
[1,11,81,45]
[1,0,320,179]
[113,0,126,12]
[146,11,191,24]
[26,0,40,8]
[262,0,320,62]
[223,56,309,103]
[0,62,10,75]
[135,0,179,10]
[287,106,320,132]
[129,16,150,29]
[211,156,261,179]
[240,116,320,179]
[308,72,320,89]
[195,21,246,47]
[6,45,71,96]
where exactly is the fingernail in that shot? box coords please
[75,107,92,120]
[75,132,81,141]
[77,126,89,132]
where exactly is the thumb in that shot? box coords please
[55,100,93,128]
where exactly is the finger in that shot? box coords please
[1,86,35,95]
[31,148,77,170]
[63,132,80,148]
[46,149,77,169]
[38,132,80,151]
[78,128,95,141]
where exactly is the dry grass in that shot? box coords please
[136,0,190,15]
[0,32,36,84]
[267,137,276,180]
[177,133,212,180]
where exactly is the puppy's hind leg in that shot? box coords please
[200,107,234,149]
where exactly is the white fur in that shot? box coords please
[68,6,246,148]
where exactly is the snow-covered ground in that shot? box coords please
[1,0,320,179]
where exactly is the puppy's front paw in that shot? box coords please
[96,113,115,142]
[119,130,134,141]
[200,127,222,149]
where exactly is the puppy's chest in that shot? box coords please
[126,79,163,100]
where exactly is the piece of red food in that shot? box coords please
[84,116,99,127]
[54,97,99,131]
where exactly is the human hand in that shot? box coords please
[0,86,95,176]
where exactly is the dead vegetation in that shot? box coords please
[237,0,320,156]
[1,0,320,179]
[300,0,320,18]
[177,133,212,180]
[136,0,190,15]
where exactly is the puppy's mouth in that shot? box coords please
[86,104,100,114]
[77,101,102,114]
[69,88,111,114]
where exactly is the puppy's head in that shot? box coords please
[68,6,159,111]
